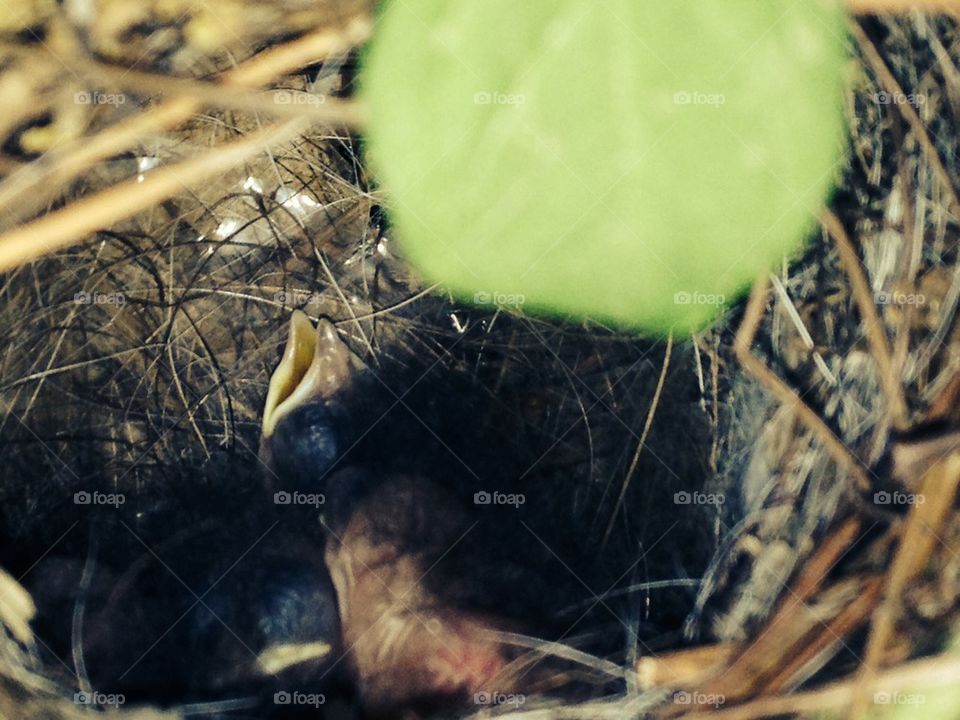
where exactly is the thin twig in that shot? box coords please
[696,519,865,703]
[493,631,631,681]
[601,332,673,548]
[757,576,883,695]
[75,60,364,126]
[0,567,35,646]
[0,16,372,227]
[823,210,910,430]
[889,116,921,420]
[849,452,960,720]
[733,272,872,491]
[71,533,97,697]
[852,21,960,216]
[768,272,837,386]
[0,119,309,271]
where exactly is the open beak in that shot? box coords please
[261,310,355,440]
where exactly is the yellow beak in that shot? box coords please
[261,310,355,439]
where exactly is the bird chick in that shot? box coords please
[261,312,521,716]
[259,310,362,489]
[28,527,341,703]
[324,471,519,715]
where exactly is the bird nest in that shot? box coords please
[0,2,959,720]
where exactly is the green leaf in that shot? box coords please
[363,0,848,333]
[866,685,960,720]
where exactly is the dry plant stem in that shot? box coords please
[733,272,872,491]
[849,0,960,11]
[601,332,673,548]
[709,336,720,473]
[681,652,960,720]
[636,644,737,690]
[0,16,372,226]
[757,576,884,695]
[0,96,195,225]
[783,518,865,600]
[220,16,372,87]
[889,117,920,442]
[493,632,630,682]
[822,211,910,430]
[0,567,35,646]
[849,451,960,720]
[0,118,309,272]
[77,61,364,126]
[852,21,960,216]
[927,367,960,422]
[691,519,864,704]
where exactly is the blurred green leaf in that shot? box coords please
[861,637,960,720]
[363,0,848,332]
[866,685,960,720]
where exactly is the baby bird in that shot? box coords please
[260,312,521,716]
[323,471,518,714]
[27,526,342,703]
[259,310,360,488]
